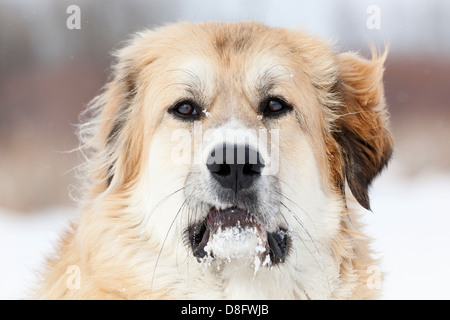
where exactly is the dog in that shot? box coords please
[36,21,393,299]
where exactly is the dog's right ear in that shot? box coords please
[80,32,157,191]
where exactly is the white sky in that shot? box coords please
[2,0,450,59]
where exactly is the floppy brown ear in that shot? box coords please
[332,49,393,210]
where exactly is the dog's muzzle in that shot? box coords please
[187,144,288,266]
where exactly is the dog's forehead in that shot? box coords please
[245,56,294,91]
[171,50,295,101]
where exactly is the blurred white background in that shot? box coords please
[1,0,449,299]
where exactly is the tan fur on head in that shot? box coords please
[36,22,392,300]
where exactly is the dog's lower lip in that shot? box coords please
[267,230,288,263]
[192,226,210,259]
[188,207,288,264]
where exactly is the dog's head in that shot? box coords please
[81,22,392,298]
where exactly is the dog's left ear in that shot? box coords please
[333,49,393,210]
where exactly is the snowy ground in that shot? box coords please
[1,168,449,299]
[0,207,75,299]
[363,169,450,300]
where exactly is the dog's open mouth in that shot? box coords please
[188,207,288,266]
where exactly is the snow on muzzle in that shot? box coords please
[188,207,288,266]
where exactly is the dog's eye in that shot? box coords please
[170,101,200,119]
[261,98,292,117]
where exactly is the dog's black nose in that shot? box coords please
[207,144,264,193]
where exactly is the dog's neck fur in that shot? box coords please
[36,202,379,300]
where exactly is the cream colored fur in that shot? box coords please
[35,22,392,300]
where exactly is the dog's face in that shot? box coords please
[86,22,392,298]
